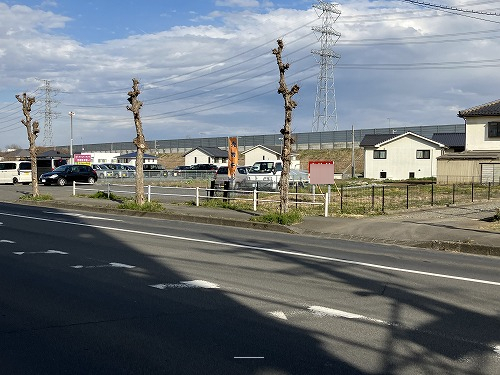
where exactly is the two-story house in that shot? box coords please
[360,132,446,180]
[437,99,500,183]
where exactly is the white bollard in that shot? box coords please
[196,187,200,206]
[147,185,151,202]
[324,192,329,217]
[72,181,76,196]
[253,188,257,211]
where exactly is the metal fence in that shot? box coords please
[336,182,500,214]
[61,124,466,154]
[72,180,499,217]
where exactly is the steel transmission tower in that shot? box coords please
[41,79,59,146]
[311,1,341,132]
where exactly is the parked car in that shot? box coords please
[172,165,191,177]
[92,164,113,179]
[143,163,168,177]
[123,164,136,177]
[101,163,132,178]
[190,164,218,171]
[245,160,283,190]
[40,164,98,186]
[213,166,249,188]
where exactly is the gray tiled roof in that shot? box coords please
[183,146,227,158]
[458,99,500,118]
[431,133,465,148]
[359,134,399,147]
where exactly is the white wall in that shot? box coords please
[465,116,500,151]
[243,147,300,169]
[184,150,224,166]
[86,152,120,164]
[364,136,443,180]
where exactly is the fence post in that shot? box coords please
[295,182,298,209]
[340,185,343,212]
[471,182,474,202]
[431,183,434,206]
[382,186,385,213]
[147,185,151,202]
[253,188,257,211]
[324,192,329,217]
[196,187,200,207]
[72,181,76,196]
[488,182,491,200]
[107,183,110,199]
[371,185,375,210]
[452,184,455,204]
[406,184,409,209]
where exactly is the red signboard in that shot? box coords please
[308,160,335,184]
[74,153,92,165]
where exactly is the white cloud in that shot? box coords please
[215,0,261,8]
[1,1,499,149]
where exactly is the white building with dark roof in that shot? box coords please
[360,132,446,180]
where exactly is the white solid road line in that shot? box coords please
[1,211,500,286]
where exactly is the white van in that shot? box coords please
[245,160,282,190]
[0,161,32,184]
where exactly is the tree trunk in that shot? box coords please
[272,39,299,215]
[127,78,146,206]
[16,93,40,197]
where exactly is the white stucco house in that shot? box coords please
[360,132,446,180]
[183,147,228,167]
[241,145,300,169]
[116,152,157,166]
[437,99,500,183]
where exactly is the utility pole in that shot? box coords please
[69,111,75,164]
[351,124,355,178]
[311,0,341,132]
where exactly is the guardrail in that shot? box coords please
[72,181,330,216]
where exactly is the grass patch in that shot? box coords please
[19,193,53,201]
[251,210,303,225]
[199,197,254,211]
[117,200,164,212]
[88,190,123,201]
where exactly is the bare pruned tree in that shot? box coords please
[127,78,146,205]
[272,39,300,215]
[16,93,40,197]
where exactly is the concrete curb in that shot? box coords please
[416,240,500,257]
[287,228,500,257]
[17,199,294,234]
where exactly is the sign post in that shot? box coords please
[228,137,238,184]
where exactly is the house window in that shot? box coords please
[373,150,387,159]
[409,172,415,179]
[194,157,197,163]
[487,122,500,138]
[416,150,430,159]
[380,171,387,179]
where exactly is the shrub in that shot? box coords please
[88,191,122,201]
[251,210,303,225]
[19,194,53,201]
[117,200,164,212]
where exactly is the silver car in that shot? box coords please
[213,166,249,189]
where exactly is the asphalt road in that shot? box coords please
[1,203,499,374]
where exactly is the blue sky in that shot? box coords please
[1,0,500,149]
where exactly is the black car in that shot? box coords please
[190,164,218,171]
[40,164,98,186]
